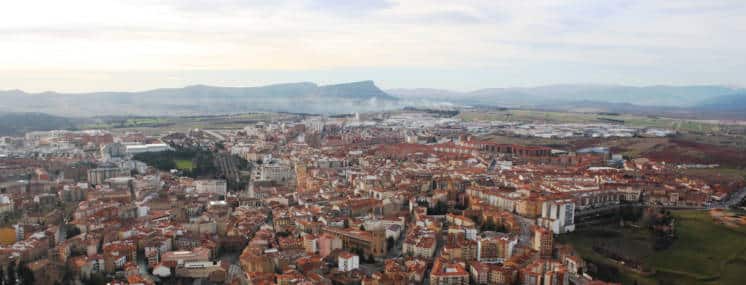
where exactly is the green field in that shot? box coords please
[174,159,194,171]
[459,109,599,123]
[558,210,746,285]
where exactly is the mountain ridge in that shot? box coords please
[387,84,743,108]
[0,81,398,116]
[2,82,746,118]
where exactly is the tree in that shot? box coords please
[6,261,16,285]
[496,223,508,233]
[61,266,74,285]
[427,200,448,215]
[65,225,81,238]
[19,263,34,285]
[482,219,496,231]
[386,237,395,251]
[87,273,109,285]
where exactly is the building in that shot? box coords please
[87,167,130,185]
[175,261,226,281]
[532,227,553,257]
[101,142,127,160]
[321,227,386,258]
[102,241,137,273]
[430,258,469,285]
[537,198,575,234]
[318,233,343,257]
[161,247,212,267]
[258,161,294,184]
[124,143,171,154]
[303,234,318,254]
[617,187,643,202]
[194,180,227,196]
[338,251,359,272]
[477,234,517,263]
[520,260,569,285]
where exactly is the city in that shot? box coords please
[2,1,746,285]
[1,108,745,285]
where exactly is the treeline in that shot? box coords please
[649,209,675,250]
[0,112,78,136]
[403,107,460,117]
[133,148,217,178]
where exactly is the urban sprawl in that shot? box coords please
[0,110,741,285]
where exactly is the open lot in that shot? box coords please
[558,210,746,285]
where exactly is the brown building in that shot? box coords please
[321,227,386,258]
[532,227,553,257]
[430,258,469,285]
[102,241,137,273]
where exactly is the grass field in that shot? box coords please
[459,109,599,123]
[558,210,746,285]
[174,159,194,171]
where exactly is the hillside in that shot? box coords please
[0,112,78,136]
[388,85,742,108]
[696,93,746,111]
[0,81,399,116]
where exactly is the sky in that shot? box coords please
[1,0,745,92]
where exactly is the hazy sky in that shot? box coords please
[1,0,745,92]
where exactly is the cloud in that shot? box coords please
[305,0,394,15]
[0,0,745,91]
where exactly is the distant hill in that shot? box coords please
[3,82,745,119]
[0,81,399,116]
[387,85,742,108]
[696,93,746,111]
[0,112,78,136]
[318,81,397,100]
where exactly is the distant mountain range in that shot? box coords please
[388,85,743,108]
[0,81,399,116]
[2,81,746,119]
[388,85,746,119]
[697,93,746,111]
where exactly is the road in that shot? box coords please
[204,129,226,141]
[215,153,242,184]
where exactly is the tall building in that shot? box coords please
[532,226,553,257]
[338,251,360,272]
[318,233,343,257]
[537,198,575,234]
